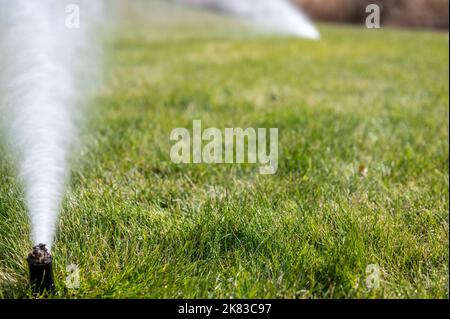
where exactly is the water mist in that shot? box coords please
[0,0,101,293]
[179,0,320,39]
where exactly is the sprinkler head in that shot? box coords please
[27,244,55,295]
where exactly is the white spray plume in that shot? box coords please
[179,0,320,39]
[0,0,102,249]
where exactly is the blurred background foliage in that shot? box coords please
[293,0,449,29]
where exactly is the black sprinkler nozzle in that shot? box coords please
[27,243,55,295]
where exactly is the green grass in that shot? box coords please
[0,8,448,298]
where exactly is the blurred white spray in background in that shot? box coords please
[0,0,102,249]
[178,0,320,39]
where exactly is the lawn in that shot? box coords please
[0,5,448,298]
